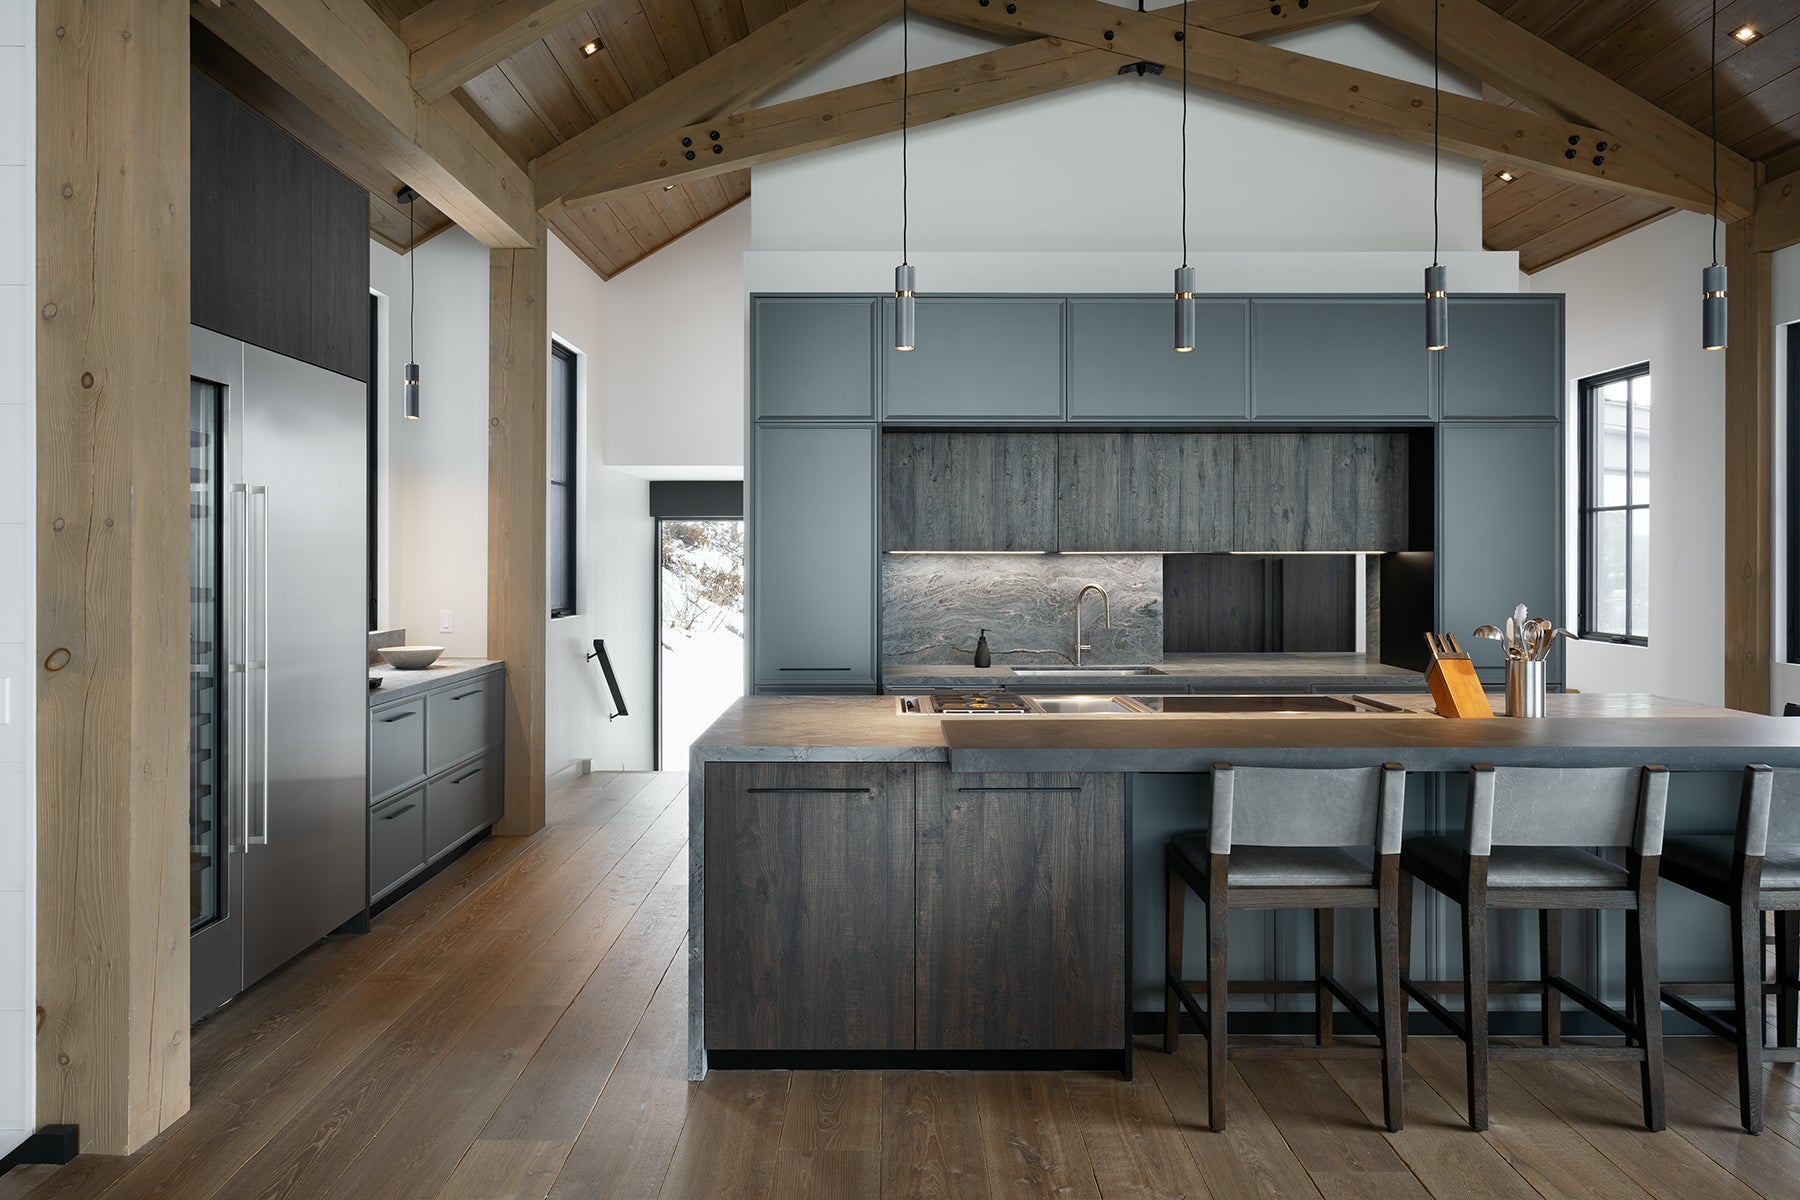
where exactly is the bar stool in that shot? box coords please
[1163,762,1407,1132]
[1400,764,1670,1132]
[1659,764,1800,1134]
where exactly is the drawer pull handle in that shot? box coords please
[778,667,851,672]
[378,711,417,724]
[451,768,484,785]
[379,802,417,820]
[450,689,483,701]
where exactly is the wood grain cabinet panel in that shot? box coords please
[915,768,1127,1052]
[1232,431,1411,552]
[882,431,1058,551]
[1068,298,1249,420]
[1057,432,1234,552]
[704,762,917,1051]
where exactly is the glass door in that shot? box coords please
[190,379,224,931]
[657,519,745,769]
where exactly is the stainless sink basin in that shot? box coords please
[1011,666,1166,677]
[1029,695,1149,714]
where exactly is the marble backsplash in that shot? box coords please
[882,554,1163,665]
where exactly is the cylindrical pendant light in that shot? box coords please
[403,362,421,419]
[1174,266,1197,354]
[892,0,915,352]
[400,185,422,419]
[1425,263,1449,352]
[1425,0,1448,352]
[1172,0,1194,353]
[894,264,916,352]
[1702,0,1728,350]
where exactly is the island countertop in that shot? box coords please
[881,651,1422,692]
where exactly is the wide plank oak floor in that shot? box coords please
[6,771,1800,1200]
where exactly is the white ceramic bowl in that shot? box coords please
[378,645,446,670]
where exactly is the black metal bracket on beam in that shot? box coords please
[0,1125,79,1177]
[1118,61,1164,76]
[395,186,419,205]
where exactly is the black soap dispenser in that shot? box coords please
[974,628,992,669]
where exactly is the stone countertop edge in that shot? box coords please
[368,657,503,703]
[882,656,1423,689]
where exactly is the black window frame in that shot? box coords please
[367,292,380,632]
[1786,325,1800,663]
[1577,361,1650,646]
[549,340,579,619]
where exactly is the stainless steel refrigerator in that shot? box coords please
[189,325,368,1019]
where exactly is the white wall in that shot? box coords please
[369,229,491,657]
[0,0,33,1156]
[600,204,749,478]
[1532,211,1725,706]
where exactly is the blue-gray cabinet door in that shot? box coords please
[1251,298,1432,420]
[1068,298,1249,421]
[1439,296,1563,419]
[881,297,1064,420]
[752,297,877,420]
[1439,423,1562,682]
[752,425,878,689]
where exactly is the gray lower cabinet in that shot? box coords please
[1440,296,1563,419]
[369,789,427,903]
[1068,297,1249,420]
[1251,297,1432,420]
[753,424,877,690]
[881,297,1065,421]
[1057,432,1234,552]
[427,753,501,862]
[369,698,426,798]
[751,296,877,420]
[1439,423,1562,681]
[1232,431,1412,552]
[426,671,502,776]
[882,430,1057,551]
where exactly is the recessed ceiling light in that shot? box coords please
[662,184,676,191]
[580,38,603,57]
[1497,170,1515,183]
[1733,25,1759,44]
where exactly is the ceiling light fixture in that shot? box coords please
[1704,1,1728,350]
[1497,170,1515,183]
[893,0,916,352]
[1173,0,1195,353]
[1732,25,1759,44]
[1425,0,1448,352]
[663,183,677,191]
[399,185,421,420]
[580,38,603,57]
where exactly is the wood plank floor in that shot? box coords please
[7,770,1800,1200]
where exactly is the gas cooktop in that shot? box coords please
[921,691,1033,715]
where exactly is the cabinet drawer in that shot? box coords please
[370,789,427,902]
[427,754,500,862]
[426,671,501,776]
[370,699,426,798]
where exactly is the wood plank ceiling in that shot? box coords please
[1476,0,1800,271]
[222,1,1800,278]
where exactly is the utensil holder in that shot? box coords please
[1505,658,1546,718]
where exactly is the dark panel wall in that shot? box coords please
[1164,554,1357,653]
[191,71,369,382]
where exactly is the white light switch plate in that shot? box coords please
[439,610,453,634]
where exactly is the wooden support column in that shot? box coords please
[1724,211,1773,713]
[35,0,191,1155]
[488,224,548,835]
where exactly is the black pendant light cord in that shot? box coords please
[901,0,909,267]
[407,190,416,354]
[1181,0,1189,267]
[1431,0,1440,268]
[1711,0,1719,267]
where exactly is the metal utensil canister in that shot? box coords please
[1506,657,1547,718]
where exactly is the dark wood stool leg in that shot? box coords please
[1377,859,1405,1132]
[1540,908,1563,1047]
[1206,866,1230,1133]
[1731,896,1766,1134]
[1624,913,1642,1047]
[1630,891,1666,1132]
[1777,911,1799,1050]
[1315,907,1335,1047]
[1463,896,1491,1132]
[1399,871,1414,1051]
[1164,852,1185,1054]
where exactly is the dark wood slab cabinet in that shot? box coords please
[703,761,1130,1070]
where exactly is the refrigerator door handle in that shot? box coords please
[229,483,250,854]
[249,484,270,846]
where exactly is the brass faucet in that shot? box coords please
[1074,584,1111,667]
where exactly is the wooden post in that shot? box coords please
[35,0,191,1154]
[488,223,548,835]
[1723,210,1773,713]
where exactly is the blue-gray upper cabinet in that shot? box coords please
[880,297,1065,421]
[751,296,878,420]
[1439,296,1564,419]
[1250,298,1432,420]
[752,425,878,690]
[1438,423,1562,682]
[1067,298,1249,421]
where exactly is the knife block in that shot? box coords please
[1427,658,1495,718]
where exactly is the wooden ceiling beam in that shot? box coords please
[535,0,901,212]
[404,0,596,102]
[1369,0,1755,222]
[1755,172,1800,254]
[193,0,538,248]
[564,37,1117,205]
[913,0,1715,216]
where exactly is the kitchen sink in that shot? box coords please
[1028,695,1149,714]
[1137,694,1405,714]
[1010,666,1166,677]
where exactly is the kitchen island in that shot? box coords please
[882,651,1423,693]
[687,693,1800,1079]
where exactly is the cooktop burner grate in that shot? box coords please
[930,691,1032,714]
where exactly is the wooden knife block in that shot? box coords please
[1427,658,1495,718]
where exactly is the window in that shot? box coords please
[1578,363,1650,644]
[549,342,579,618]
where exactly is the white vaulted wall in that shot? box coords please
[0,0,33,1156]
